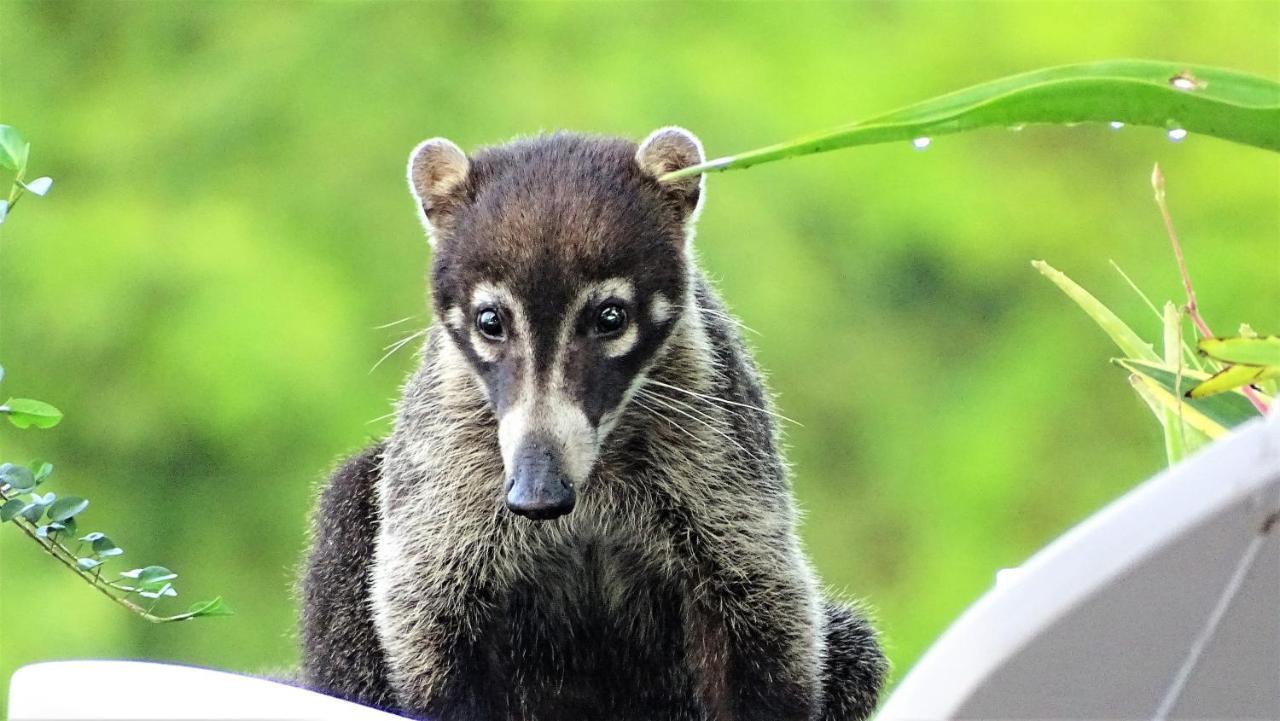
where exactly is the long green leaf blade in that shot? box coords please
[1033,260,1158,362]
[1117,359,1263,430]
[662,60,1280,180]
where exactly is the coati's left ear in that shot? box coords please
[407,137,470,246]
[636,127,706,225]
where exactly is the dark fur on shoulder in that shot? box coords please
[299,130,886,720]
[299,445,399,713]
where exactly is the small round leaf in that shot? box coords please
[91,535,118,554]
[1,498,29,522]
[0,463,37,491]
[30,461,54,482]
[0,125,28,171]
[137,566,178,589]
[47,496,88,522]
[23,176,52,196]
[3,398,64,429]
[76,558,103,571]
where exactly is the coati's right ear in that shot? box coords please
[407,138,470,246]
[636,127,706,226]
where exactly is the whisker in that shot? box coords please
[372,328,427,372]
[635,388,755,460]
[642,377,802,427]
[374,315,419,330]
[629,396,706,448]
[672,303,761,336]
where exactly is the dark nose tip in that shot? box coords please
[506,440,576,521]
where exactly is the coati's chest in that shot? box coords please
[476,535,702,720]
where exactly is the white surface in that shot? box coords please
[7,660,410,720]
[877,408,1280,720]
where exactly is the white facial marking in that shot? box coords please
[497,391,597,486]
[594,277,635,304]
[650,292,673,324]
[602,324,639,358]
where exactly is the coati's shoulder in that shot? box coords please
[298,444,397,711]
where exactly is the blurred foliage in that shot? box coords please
[0,0,1277,706]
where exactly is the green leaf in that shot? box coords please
[47,495,88,522]
[124,565,178,589]
[0,463,38,491]
[139,582,177,599]
[21,176,52,196]
[1187,363,1280,399]
[186,597,233,618]
[1199,336,1280,367]
[20,492,54,522]
[1034,260,1159,362]
[1157,303,1195,466]
[662,60,1280,180]
[2,398,64,429]
[1117,359,1264,431]
[1,498,29,522]
[0,125,29,172]
[158,596,235,622]
[56,517,78,538]
[92,535,123,557]
[76,557,103,571]
[30,460,53,482]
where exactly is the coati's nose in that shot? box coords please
[505,437,576,521]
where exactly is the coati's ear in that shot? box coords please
[407,138,470,246]
[636,127,706,224]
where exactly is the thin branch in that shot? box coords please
[0,486,180,623]
[1151,164,1269,415]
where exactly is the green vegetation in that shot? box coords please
[1034,166,1273,466]
[1,126,230,622]
[662,60,1280,180]
[0,0,1276,706]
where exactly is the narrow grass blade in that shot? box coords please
[1126,373,1227,440]
[1117,358,1265,430]
[1128,373,1210,463]
[1033,260,1158,362]
[663,60,1280,180]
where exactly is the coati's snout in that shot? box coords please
[504,435,576,520]
[405,127,708,521]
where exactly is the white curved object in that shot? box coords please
[878,409,1280,720]
[6,660,409,720]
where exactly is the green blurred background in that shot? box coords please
[1,0,1277,710]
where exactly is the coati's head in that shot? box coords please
[408,129,707,522]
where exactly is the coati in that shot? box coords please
[299,128,887,720]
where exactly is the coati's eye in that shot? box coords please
[595,304,628,336]
[475,308,505,340]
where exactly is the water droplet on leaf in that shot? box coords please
[1169,72,1204,91]
[911,136,931,151]
[1109,121,1125,130]
[1167,128,1188,142]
